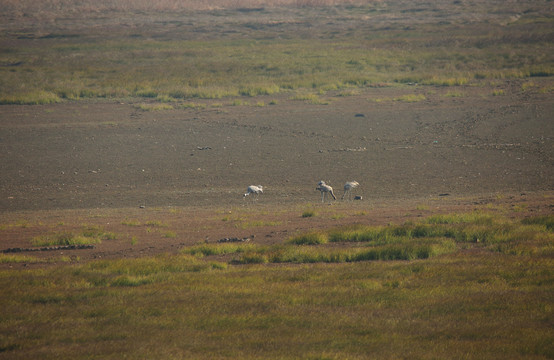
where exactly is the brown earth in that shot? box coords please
[1,80,553,268]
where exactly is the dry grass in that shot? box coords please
[1,212,552,359]
[0,1,552,104]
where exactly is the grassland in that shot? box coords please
[1,211,552,359]
[0,1,552,104]
[0,0,553,358]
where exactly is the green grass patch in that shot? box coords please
[234,220,281,229]
[121,219,141,226]
[134,103,174,111]
[144,220,168,227]
[521,215,554,230]
[287,231,328,245]
[31,225,117,247]
[0,254,72,264]
[0,91,61,105]
[290,93,329,104]
[182,243,258,257]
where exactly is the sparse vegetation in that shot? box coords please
[134,103,174,111]
[31,226,117,247]
[182,243,258,257]
[287,231,328,245]
[0,254,72,264]
[394,94,426,103]
[3,1,549,105]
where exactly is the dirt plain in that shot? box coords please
[0,1,553,268]
[1,81,553,267]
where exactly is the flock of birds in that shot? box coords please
[244,181,360,203]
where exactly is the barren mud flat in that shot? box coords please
[1,82,553,265]
[1,82,552,211]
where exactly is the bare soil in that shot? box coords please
[1,79,553,268]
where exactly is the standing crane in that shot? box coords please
[316,181,336,203]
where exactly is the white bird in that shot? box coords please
[316,181,336,203]
[244,185,263,200]
[342,181,360,200]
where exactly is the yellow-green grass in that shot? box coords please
[31,225,118,247]
[0,254,71,264]
[1,7,552,105]
[0,252,551,358]
[0,213,552,358]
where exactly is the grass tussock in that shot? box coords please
[0,254,71,264]
[31,225,117,247]
[134,103,174,111]
[394,94,426,102]
[0,91,61,105]
[182,243,258,257]
[287,231,328,245]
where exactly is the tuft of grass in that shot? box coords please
[179,102,207,109]
[521,215,554,231]
[288,232,328,245]
[121,219,141,226]
[0,254,72,264]
[425,212,494,225]
[144,220,168,227]
[422,77,469,86]
[134,103,174,111]
[182,243,258,257]
[444,91,463,97]
[239,84,280,97]
[234,220,281,229]
[301,209,316,218]
[394,94,426,102]
[230,99,248,106]
[290,93,329,104]
[31,225,117,247]
[163,231,177,238]
[0,254,44,264]
[0,91,61,105]
[232,252,268,264]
